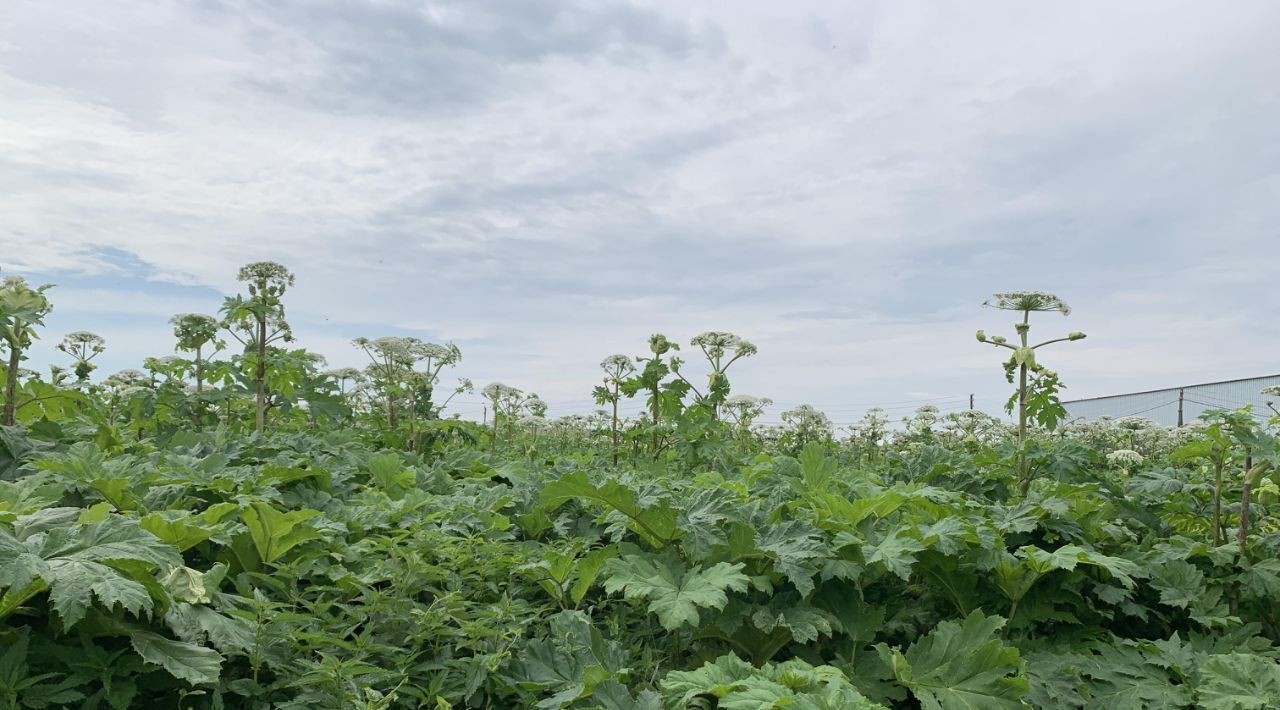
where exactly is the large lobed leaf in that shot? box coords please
[877,611,1028,710]
[660,653,885,709]
[540,472,680,548]
[129,629,223,685]
[1196,653,1280,710]
[602,552,748,631]
[0,514,181,628]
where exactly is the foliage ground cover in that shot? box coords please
[2,267,1280,708]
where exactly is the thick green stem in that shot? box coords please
[255,316,266,433]
[1239,458,1269,553]
[194,343,204,393]
[1238,480,1251,554]
[611,384,620,467]
[3,337,20,426]
[1212,461,1224,546]
[1016,311,1030,496]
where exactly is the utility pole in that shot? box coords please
[969,393,974,410]
[1176,388,1184,427]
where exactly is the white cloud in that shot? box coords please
[3,0,1278,422]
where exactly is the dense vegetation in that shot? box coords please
[2,264,1279,709]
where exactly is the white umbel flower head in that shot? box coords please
[144,355,179,369]
[600,354,636,380]
[523,393,548,417]
[691,331,757,360]
[724,395,772,424]
[237,261,294,297]
[482,383,524,412]
[781,404,832,429]
[725,394,765,407]
[1107,449,1145,467]
[983,291,1071,315]
[1116,416,1157,431]
[57,331,106,355]
[169,313,219,349]
[409,342,460,367]
[104,369,149,389]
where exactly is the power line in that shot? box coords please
[1109,400,1180,419]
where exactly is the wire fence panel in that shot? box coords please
[1063,374,1280,425]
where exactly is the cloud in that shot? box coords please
[2,0,1279,423]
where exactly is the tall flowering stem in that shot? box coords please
[595,354,636,466]
[0,274,54,426]
[624,334,683,457]
[674,331,758,419]
[170,313,220,393]
[221,262,295,433]
[57,331,106,382]
[482,382,523,452]
[977,291,1085,495]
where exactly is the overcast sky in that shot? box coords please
[3,0,1278,425]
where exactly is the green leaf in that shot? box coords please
[0,476,64,524]
[571,545,618,605]
[76,501,112,524]
[660,654,885,709]
[1238,559,1280,601]
[165,602,255,653]
[365,452,415,498]
[798,442,837,492]
[876,611,1028,710]
[755,520,831,597]
[0,515,180,628]
[751,605,835,644]
[540,472,679,548]
[239,502,322,565]
[1024,651,1088,709]
[602,552,747,631]
[129,629,223,685]
[1197,653,1280,710]
[1147,559,1205,610]
[140,513,218,553]
[588,680,661,710]
[159,566,209,604]
[1075,639,1193,709]
[507,611,631,709]
[48,559,152,626]
[863,529,925,581]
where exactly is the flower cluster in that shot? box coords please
[1106,449,1145,468]
[324,367,362,381]
[103,369,150,390]
[982,291,1071,315]
[237,261,295,297]
[600,354,636,380]
[690,331,758,360]
[57,331,106,353]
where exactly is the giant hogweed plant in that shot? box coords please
[619,334,689,457]
[354,337,462,449]
[977,291,1086,495]
[169,313,221,394]
[481,382,524,452]
[220,262,295,434]
[0,275,54,427]
[593,355,636,467]
[670,331,757,419]
[0,264,1278,708]
[56,331,106,384]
